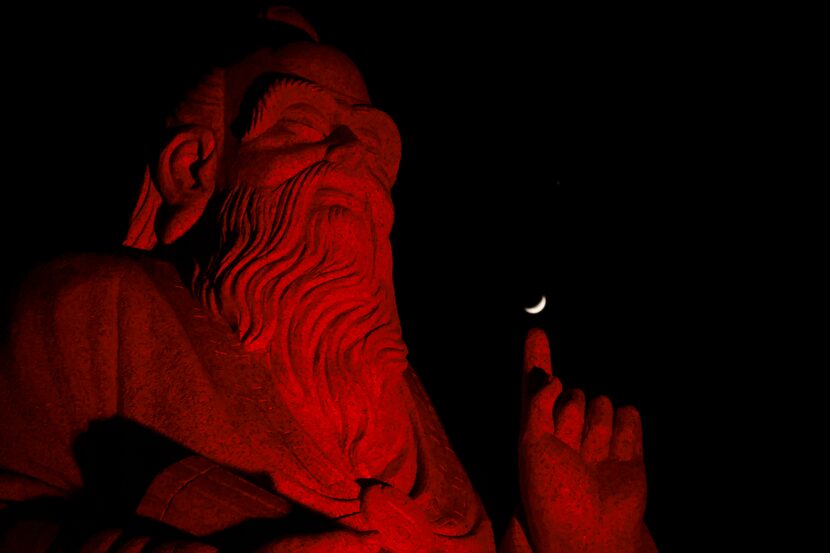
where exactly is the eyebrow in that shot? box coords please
[233,74,335,141]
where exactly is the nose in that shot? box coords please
[324,125,361,163]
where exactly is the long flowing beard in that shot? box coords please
[192,162,409,465]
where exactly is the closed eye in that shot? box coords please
[279,119,327,142]
[316,188,362,211]
[281,103,329,132]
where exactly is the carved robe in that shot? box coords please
[0,252,493,552]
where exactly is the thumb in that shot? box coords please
[522,376,562,444]
[521,328,557,437]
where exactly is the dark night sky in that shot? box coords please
[2,2,766,551]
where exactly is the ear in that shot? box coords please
[154,125,218,245]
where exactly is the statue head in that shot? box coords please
[124,9,408,403]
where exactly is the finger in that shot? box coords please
[499,515,534,553]
[523,328,552,378]
[581,395,613,463]
[553,388,585,451]
[523,377,562,442]
[610,406,644,461]
[521,328,555,436]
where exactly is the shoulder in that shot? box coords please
[10,250,178,321]
[21,249,181,292]
[24,250,155,286]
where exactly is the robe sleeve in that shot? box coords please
[0,254,218,552]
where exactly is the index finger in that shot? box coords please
[524,327,553,379]
[521,328,555,434]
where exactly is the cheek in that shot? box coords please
[328,206,363,248]
[370,200,394,241]
[310,206,371,258]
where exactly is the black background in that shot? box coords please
[2,2,766,551]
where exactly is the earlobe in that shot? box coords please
[155,126,218,245]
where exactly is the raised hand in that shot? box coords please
[517,328,657,553]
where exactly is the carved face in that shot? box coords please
[230,75,401,278]
[200,49,401,333]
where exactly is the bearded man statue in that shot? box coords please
[0,8,657,553]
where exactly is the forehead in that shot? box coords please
[233,74,398,144]
[248,75,352,120]
[224,44,392,139]
[225,43,369,112]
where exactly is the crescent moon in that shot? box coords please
[525,295,546,314]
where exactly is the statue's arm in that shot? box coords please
[0,453,384,553]
[0,256,214,552]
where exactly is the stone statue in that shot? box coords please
[0,8,657,552]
